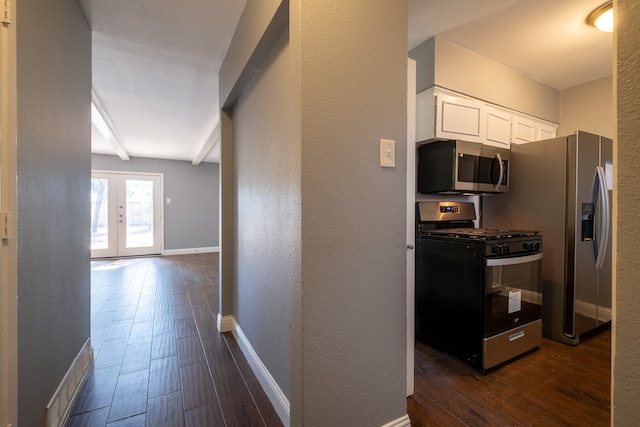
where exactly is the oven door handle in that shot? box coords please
[486,252,542,267]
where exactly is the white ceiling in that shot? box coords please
[81,0,613,164]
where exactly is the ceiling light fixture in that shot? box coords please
[587,1,614,32]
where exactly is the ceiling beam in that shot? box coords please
[192,121,220,165]
[91,91,130,161]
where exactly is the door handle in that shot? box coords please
[590,166,610,269]
[494,152,504,191]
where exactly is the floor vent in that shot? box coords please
[45,338,94,427]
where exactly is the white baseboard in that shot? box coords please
[382,414,412,427]
[45,338,94,427]
[575,299,613,323]
[217,313,234,333]
[219,315,409,427]
[222,315,290,426]
[163,246,219,256]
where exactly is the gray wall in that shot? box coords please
[233,29,297,400]
[16,0,91,425]
[613,0,640,424]
[92,154,219,250]
[410,36,560,123]
[295,1,408,424]
[559,76,613,138]
[221,0,408,425]
[218,0,286,322]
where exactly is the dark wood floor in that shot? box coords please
[67,253,282,427]
[68,252,611,426]
[409,328,611,426]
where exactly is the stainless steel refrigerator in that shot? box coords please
[482,130,612,345]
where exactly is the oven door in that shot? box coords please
[484,252,543,336]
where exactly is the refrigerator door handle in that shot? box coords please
[591,166,610,269]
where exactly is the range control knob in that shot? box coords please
[523,241,541,251]
[492,244,510,254]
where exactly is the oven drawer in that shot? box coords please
[483,319,542,370]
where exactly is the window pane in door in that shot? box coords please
[125,179,154,248]
[90,178,109,250]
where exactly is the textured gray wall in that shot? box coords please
[221,1,408,425]
[294,2,408,424]
[16,0,91,425]
[92,154,219,250]
[218,0,286,320]
[613,0,640,424]
[559,76,613,138]
[233,30,297,400]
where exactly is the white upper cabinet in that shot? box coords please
[537,122,558,141]
[416,87,557,148]
[512,113,557,145]
[484,105,512,148]
[512,115,537,144]
[416,88,485,144]
[435,92,485,143]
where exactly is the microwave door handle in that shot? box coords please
[494,153,504,191]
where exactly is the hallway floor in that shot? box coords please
[67,253,282,427]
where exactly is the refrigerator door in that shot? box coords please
[597,137,613,326]
[567,131,611,339]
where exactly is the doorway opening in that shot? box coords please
[91,171,164,258]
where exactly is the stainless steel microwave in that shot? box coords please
[417,139,510,195]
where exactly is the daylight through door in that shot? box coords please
[91,171,163,258]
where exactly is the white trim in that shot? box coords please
[163,246,219,256]
[223,316,290,426]
[406,57,416,398]
[382,414,412,427]
[45,339,94,427]
[218,317,411,427]
[216,313,234,333]
[575,299,613,323]
[91,91,130,161]
[192,121,220,166]
[0,0,17,423]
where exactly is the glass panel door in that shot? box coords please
[118,175,162,257]
[91,171,163,258]
[91,173,117,258]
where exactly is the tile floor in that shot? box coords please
[66,253,282,427]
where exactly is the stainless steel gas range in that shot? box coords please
[415,201,543,373]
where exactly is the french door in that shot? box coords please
[91,171,163,258]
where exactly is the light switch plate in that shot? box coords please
[380,139,395,168]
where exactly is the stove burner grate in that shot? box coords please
[420,227,540,240]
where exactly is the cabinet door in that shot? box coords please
[537,122,557,141]
[512,115,537,144]
[485,105,511,148]
[435,92,484,143]
[415,88,435,142]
